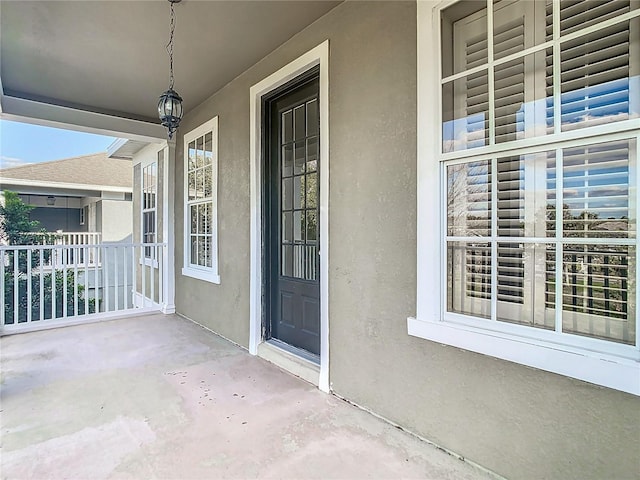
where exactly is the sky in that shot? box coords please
[0,119,117,169]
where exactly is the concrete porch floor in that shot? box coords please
[1,314,491,479]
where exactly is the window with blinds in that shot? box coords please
[182,116,219,282]
[441,0,639,347]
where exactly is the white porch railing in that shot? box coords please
[0,242,166,334]
[27,232,102,267]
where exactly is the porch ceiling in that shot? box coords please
[0,0,340,125]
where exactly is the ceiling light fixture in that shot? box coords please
[157,0,184,140]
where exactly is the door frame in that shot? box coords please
[249,41,330,392]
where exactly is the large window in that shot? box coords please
[182,117,219,283]
[413,0,640,395]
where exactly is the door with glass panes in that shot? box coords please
[264,69,320,357]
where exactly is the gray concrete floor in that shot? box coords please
[1,314,491,479]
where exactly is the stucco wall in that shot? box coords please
[98,200,132,243]
[172,2,640,479]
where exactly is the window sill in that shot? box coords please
[407,317,640,396]
[181,266,220,284]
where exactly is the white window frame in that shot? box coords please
[181,116,220,284]
[410,0,640,396]
[140,154,158,267]
[79,207,85,226]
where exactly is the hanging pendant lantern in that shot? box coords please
[158,0,183,139]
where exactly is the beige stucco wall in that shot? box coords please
[98,199,132,243]
[171,2,640,479]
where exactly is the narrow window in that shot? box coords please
[142,159,157,259]
[182,117,219,283]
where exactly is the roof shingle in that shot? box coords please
[0,152,132,189]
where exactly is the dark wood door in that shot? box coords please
[264,70,320,357]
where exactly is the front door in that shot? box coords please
[264,69,320,357]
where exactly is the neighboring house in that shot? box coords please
[1,2,639,479]
[0,152,135,312]
[0,152,133,243]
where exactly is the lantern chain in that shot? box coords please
[166,1,176,90]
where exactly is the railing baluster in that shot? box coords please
[114,246,119,312]
[94,245,99,313]
[84,246,89,315]
[14,249,19,323]
[123,245,129,310]
[63,246,68,318]
[142,245,147,308]
[151,246,155,307]
[74,246,79,317]
[39,249,44,321]
[132,245,137,308]
[52,247,57,319]
[0,250,5,327]
[104,245,110,313]
[158,245,164,306]
[27,249,32,323]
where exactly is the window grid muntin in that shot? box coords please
[280,99,319,280]
[442,126,639,349]
[440,0,640,155]
[142,161,157,259]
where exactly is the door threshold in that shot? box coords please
[258,339,320,386]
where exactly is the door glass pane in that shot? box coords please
[282,110,293,143]
[293,176,305,210]
[306,137,318,172]
[562,244,635,345]
[282,212,293,243]
[294,105,305,141]
[282,178,293,211]
[282,145,293,177]
[294,141,305,175]
[447,160,491,237]
[306,172,317,209]
[307,99,318,135]
[447,241,491,319]
[306,210,317,242]
[293,211,303,242]
[282,245,293,276]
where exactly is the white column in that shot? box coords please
[162,141,176,314]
